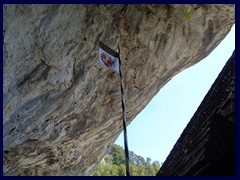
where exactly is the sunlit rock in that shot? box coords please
[3,4,234,175]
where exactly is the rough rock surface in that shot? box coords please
[3,4,234,176]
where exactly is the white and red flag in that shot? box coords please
[98,41,119,73]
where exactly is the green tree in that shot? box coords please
[137,155,145,166]
[111,145,125,166]
[138,165,146,176]
[113,164,120,176]
[92,145,162,176]
[102,170,110,176]
[130,163,139,176]
[148,164,156,176]
[146,157,152,164]
[119,164,126,176]
[152,161,160,174]
[104,155,113,164]
[92,163,104,176]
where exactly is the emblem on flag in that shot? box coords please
[98,41,119,73]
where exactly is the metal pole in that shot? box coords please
[118,45,131,176]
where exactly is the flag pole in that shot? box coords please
[118,45,131,176]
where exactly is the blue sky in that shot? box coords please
[115,24,235,164]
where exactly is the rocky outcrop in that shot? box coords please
[3,4,235,175]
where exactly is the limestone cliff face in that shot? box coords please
[3,4,234,175]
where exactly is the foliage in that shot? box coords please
[92,145,161,176]
[181,7,192,21]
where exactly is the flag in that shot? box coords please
[98,41,131,176]
[98,41,119,73]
